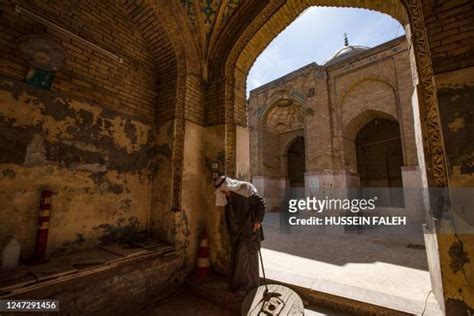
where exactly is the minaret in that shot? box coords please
[344,33,349,46]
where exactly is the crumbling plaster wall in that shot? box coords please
[0,78,156,258]
[436,67,474,188]
[150,120,175,244]
[434,66,474,313]
[202,124,230,274]
[0,0,174,260]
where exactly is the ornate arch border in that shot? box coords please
[403,0,447,187]
[223,0,447,187]
[223,0,286,177]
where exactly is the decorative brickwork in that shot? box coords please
[248,37,417,181]
[406,0,448,187]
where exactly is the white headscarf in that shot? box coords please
[214,176,257,206]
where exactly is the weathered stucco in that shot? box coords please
[202,124,231,274]
[150,120,175,244]
[0,77,156,258]
[437,67,474,187]
[435,67,474,313]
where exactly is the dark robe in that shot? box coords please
[225,192,266,292]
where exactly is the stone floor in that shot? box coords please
[260,212,442,315]
[139,291,235,316]
[138,212,443,315]
[140,289,351,316]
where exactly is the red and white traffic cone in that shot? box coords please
[196,230,210,279]
[33,190,52,262]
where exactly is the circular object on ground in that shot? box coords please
[241,284,304,315]
[16,34,66,71]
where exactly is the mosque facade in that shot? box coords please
[248,36,422,214]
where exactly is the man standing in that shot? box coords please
[214,176,266,295]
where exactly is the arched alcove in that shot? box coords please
[256,96,305,178]
[355,118,404,207]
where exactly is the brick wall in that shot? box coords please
[218,0,409,128]
[185,74,205,125]
[330,38,418,169]
[338,78,399,172]
[248,66,312,177]
[205,78,225,125]
[8,254,180,315]
[121,1,181,124]
[423,0,474,74]
[248,38,416,178]
[0,0,182,258]
[0,0,178,122]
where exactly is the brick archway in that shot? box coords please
[136,1,202,213]
[256,96,305,180]
[260,90,305,124]
[211,0,451,312]
[344,110,399,142]
[123,1,204,268]
[218,0,446,190]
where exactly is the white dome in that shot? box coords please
[323,45,370,66]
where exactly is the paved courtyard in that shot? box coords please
[260,212,442,315]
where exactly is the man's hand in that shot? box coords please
[253,222,262,232]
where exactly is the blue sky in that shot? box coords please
[247,7,404,94]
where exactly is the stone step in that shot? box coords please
[185,273,412,316]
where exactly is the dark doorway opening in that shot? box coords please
[356,118,404,207]
[287,136,305,188]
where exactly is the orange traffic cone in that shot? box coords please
[196,230,210,279]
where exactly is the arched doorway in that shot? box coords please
[355,118,404,206]
[287,137,305,188]
[208,0,450,311]
[250,95,305,211]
